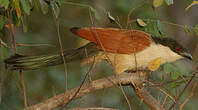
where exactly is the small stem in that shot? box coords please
[8,10,17,53]
[0,38,9,48]
[179,82,197,110]
[62,1,91,9]
[126,2,145,28]
[54,18,68,91]
[20,70,28,107]
[160,20,185,29]
[168,72,197,110]
[64,57,96,106]
[162,95,168,108]
[117,80,132,110]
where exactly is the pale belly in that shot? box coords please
[82,44,183,74]
[103,44,183,74]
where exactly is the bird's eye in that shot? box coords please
[176,47,180,52]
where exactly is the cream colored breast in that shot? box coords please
[81,43,183,74]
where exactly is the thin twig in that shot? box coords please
[162,94,168,108]
[68,107,119,110]
[130,24,138,71]
[53,17,68,90]
[0,38,9,48]
[179,82,197,110]
[16,43,56,47]
[84,47,92,82]
[62,1,91,8]
[20,70,28,107]
[147,81,176,103]
[117,77,132,110]
[148,78,185,87]
[115,16,122,28]
[168,72,197,110]
[63,57,96,106]
[126,2,145,28]
[8,10,17,53]
[0,74,2,104]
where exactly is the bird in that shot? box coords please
[4,27,193,74]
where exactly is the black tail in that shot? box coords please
[4,43,100,70]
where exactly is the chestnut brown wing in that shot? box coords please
[70,27,151,54]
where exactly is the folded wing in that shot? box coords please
[71,27,151,54]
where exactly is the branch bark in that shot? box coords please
[68,107,119,110]
[133,87,164,110]
[24,72,163,110]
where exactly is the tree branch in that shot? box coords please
[24,72,163,110]
[68,107,119,110]
[133,86,164,110]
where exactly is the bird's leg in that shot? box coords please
[120,70,148,87]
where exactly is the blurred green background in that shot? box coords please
[0,0,198,110]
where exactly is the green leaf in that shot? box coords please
[165,0,174,6]
[132,21,145,31]
[183,25,191,34]
[163,63,174,73]
[39,0,49,14]
[185,1,198,11]
[90,7,101,22]
[170,69,180,79]
[163,63,182,79]
[153,0,164,8]
[50,1,60,19]
[0,17,6,30]
[193,24,198,36]
[12,0,20,9]
[145,20,155,35]
[20,0,31,15]
[144,19,165,36]
[0,45,8,59]
[21,15,28,32]
[156,20,166,36]
[170,81,184,88]
[13,0,21,19]
[57,0,62,6]
[12,11,21,26]
[0,0,9,9]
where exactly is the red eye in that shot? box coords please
[176,48,180,52]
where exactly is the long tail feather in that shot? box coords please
[4,43,100,70]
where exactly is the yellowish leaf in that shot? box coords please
[148,57,162,71]
[17,7,21,19]
[153,0,164,8]
[137,18,147,27]
[185,1,198,11]
[5,24,14,29]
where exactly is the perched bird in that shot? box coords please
[4,27,193,74]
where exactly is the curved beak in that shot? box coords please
[180,52,193,60]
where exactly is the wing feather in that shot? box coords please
[71,27,151,54]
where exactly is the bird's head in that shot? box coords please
[151,36,193,60]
